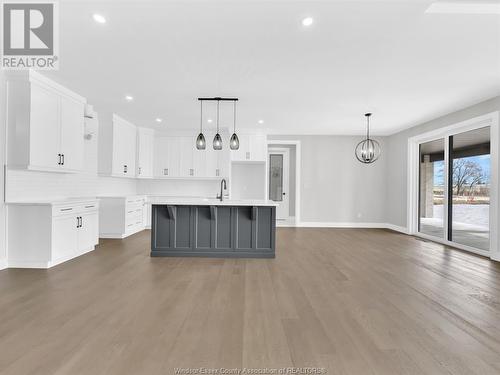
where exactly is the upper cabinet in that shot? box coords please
[99,114,137,178]
[136,127,155,178]
[153,134,230,179]
[231,133,267,163]
[6,71,86,173]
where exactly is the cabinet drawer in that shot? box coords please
[52,201,99,217]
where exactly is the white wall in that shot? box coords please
[268,135,387,224]
[385,96,500,229]
[0,70,7,269]
[231,163,266,200]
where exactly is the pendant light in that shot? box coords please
[229,100,239,150]
[213,100,223,150]
[196,100,206,150]
[355,113,381,164]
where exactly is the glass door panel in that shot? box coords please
[450,127,490,250]
[419,139,445,238]
[269,154,283,201]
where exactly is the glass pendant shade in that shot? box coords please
[213,133,223,150]
[196,133,206,150]
[230,133,239,150]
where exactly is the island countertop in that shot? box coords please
[148,196,278,206]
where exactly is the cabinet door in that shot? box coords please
[179,137,194,177]
[217,145,230,178]
[205,147,218,177]
[52,215,78,261]
[137,130,154,178]
[78,212,98,251]
[29,83,61,169]
[154,137,169,177]
[112,119,136,176]
[166,137,180,177]
[230,135,250,161]
[60,95,84,171]
[250,135,267,162]
[193,141,207,177]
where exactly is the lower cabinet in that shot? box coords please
[98,195,146,238]
[7,200,99,268]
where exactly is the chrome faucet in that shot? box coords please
[217,178,227,202]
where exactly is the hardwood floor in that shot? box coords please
[1,228,500,374]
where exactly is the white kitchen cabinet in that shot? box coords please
[154,136,180,177]
[231,133,267,162]
[99,114,137,178]
[154,135,230,179]
[6,70,86,173]
[7,199,99,268]
[99,196,146,238]
[137,127,155,178]
[59,95,85,171]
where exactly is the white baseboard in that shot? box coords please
[8,260,50,269]
[293,221,409,233]
[0,258,9,270]
[99,227,146,239]
[384,223,409,234]
[297,221,387,228]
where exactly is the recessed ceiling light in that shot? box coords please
[258,120,264,124]
[302,17,313,26]
[207,119,213,123]
[425,1,500,14]
[92,14,106,24]
[125,95,133,101]
[155,118,162,123]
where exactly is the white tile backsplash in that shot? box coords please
[6,170,137,202]
[136,179,221,198]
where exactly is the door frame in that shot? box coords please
[266,140,301,226]
[268,147,290,222]
[407,111,499,259]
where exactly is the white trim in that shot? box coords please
[266,140,301,225]
[385,223,409,234]
[297,221,388,228]
[268,147,290,221]
[407,111,499,260]
[414,232,490,258]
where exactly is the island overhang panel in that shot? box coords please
[151,203,276,258]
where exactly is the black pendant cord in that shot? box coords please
[365,113,371,140]
[199,100,203,133]
[216,100,220,134]
[233,101,236,133]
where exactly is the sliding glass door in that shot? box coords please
[450,127,491,250]
[418,126,491,253]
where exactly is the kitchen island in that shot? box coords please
[150,198,277,258]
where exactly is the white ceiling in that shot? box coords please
[45,0,500,135]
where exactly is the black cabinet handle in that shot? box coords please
[124,165,127,173]
[80,216,83,228]
[61,154,64,165]
[76,216,79,228]
[58,154,61,165]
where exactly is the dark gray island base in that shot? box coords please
[151,204,276,258]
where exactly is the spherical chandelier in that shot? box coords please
[355,113,381,164]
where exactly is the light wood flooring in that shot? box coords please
[1,228,500,374]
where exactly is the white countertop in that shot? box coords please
[147,197,278,206]
[6,197,99,206]
[6,196,277,207]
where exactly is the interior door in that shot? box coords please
[59,95,84,171]
[268,149,290,221]
[29,83,61,169]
